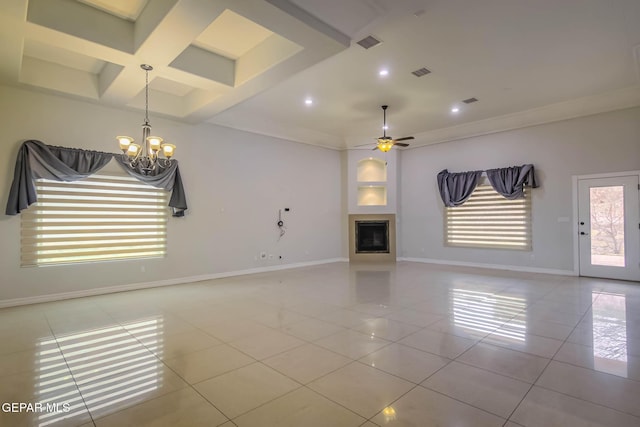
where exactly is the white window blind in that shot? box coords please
[445,184,531,250]
[21,175,168,267]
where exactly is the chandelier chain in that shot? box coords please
[144,67,149,124]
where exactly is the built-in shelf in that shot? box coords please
[349,150,395,213]
[357,158,387,182]
[358,185,387,206]
[357,158,387,206]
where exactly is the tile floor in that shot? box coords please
[1,261,639,426]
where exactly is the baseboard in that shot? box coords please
[0,258,349,308]
[398,257,576,276]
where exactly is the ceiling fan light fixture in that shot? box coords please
[377,139,394,152]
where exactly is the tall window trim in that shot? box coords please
[21,174,169,267]
[445,184,532,250]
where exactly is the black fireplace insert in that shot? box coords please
[355,220,389,253]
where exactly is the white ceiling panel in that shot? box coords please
[76,0,148,21]
[23,39,105,74]
[149,77,194,97]
[194,9,274,60]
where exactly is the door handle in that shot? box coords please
[580,231,589,235]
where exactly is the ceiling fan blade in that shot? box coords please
[393,136,415,142]
[372,146,379,151]
[393,142,410,147]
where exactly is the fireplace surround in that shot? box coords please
[349,214,396,262]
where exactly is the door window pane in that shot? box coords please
[590,186,625,267]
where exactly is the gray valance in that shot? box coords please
[486,164,538,200]
[6,140,187,217]
[437,164,538,207]
[437,169,483,207]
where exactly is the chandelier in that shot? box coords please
[117,64,176,174]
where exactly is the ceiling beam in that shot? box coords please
[0,0,28,82]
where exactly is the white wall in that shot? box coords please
[0,85,343,303]
[399,107,640,273]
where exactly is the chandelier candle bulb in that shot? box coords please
[147,137,163,152]
[117,136,134,152]
[127,144,141,158]
[161,144,175,158]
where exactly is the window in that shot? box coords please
[21,174,168,267]
[445,184,531,250]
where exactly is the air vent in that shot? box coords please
[357,35,381,49]
[462,97,478,104]
[411,67,431,77]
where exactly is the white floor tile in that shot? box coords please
[228,329,305,360]
[163,344,255,384]
[354,318,421,342]
[314,329,391,359]
[234,387,366,427]
[398,329,476,359]
[536,360,640,417]
[279,318,347,341]
[94,388,228,426]
[457,342,549,383]
[482,329,563,358]
[194,363,300,418]
[359,343,450,383]
[263,343,351,384]
[511,386,640,427]
[308,362,414,419]
[422,361,530,418]
[370,386,504,426]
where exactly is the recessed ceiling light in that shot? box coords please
[451,107,460,113]
[379,69,389,77]
[304,98,313,106]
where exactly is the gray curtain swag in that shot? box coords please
[437,164,538,207]
[6,140,187,217]
[486,164,538,200]
[437,169,483,207]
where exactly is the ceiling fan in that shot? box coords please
[370,105,414,152]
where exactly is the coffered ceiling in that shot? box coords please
[0,0,348,124]
[1,0,640,150]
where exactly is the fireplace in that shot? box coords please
[349,214,396,262]
[355,221,389,253]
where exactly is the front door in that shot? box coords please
[578,175,640,281]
